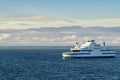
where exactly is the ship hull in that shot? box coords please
[62,52,116,58]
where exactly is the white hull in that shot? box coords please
[62,51,116,58]
[63,54,116,58]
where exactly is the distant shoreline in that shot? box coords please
[0,46,72,49]
[0,46,119,49]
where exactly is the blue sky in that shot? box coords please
[0,0,120,19]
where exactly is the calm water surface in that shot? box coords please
[0,47,120,80]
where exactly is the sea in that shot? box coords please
[0,46,120,80]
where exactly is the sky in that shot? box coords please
[0,0,120,19]
[0,0,120,46]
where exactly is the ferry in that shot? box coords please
[62,40,116,58]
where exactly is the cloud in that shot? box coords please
[111,38,120,44]
[1,15,120,46]
[62,35,77,41]
[74,18,120,27]
[0,34,10,41]
[3,16,76,29]
[7,16,56,22]
[61,31,75,34]
[1,16,120,30]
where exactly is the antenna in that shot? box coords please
[76,41,78,45]
[103,42,105,46]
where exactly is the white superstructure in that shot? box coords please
[62,40,116,58]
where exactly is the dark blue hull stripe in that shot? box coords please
[70,56,115,58]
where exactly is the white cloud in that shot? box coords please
[0,34,10,41]
[74,18,120,27]
[61,31,75,34]
[32,37,38,40]
[83,36,93,41]
[0,16,120,30]
[0,32,119,46]
[62,35,77,41]
[14,36,23,41]
[111,38,120,44]
[0,18,119,46]
[7,16,56,22]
